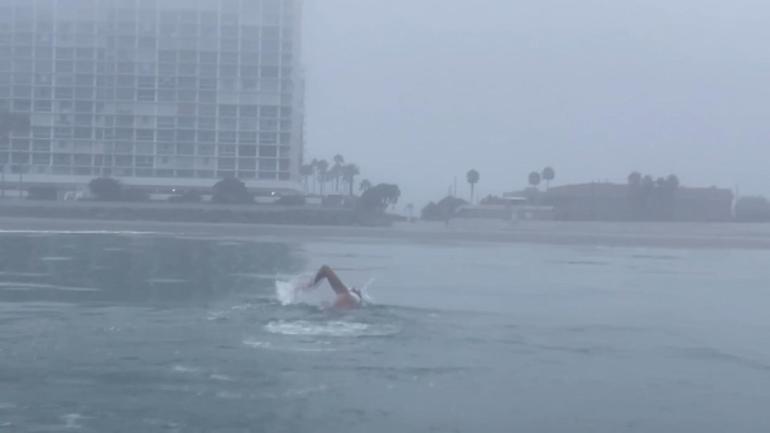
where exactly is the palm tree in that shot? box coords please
[341,163,360,196]
[332,154,345,193]
[666,174,680,190]
[628,171,642,186]
[359,179,372,193]
[300,163,314,193]
[542,167,555,190]
[528,171,542,189]
[316,159,329,195]
[466,169,480,204]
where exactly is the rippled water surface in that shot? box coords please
[1,231,770,433]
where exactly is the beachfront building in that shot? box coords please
[0,0,304,195]
[544,183,734,222]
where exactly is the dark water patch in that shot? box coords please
[631,253,682,261]
[667,346,770,372]
[0,233,304,305]
[550,259,610,266]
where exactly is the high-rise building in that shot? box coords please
[0,0,304,194]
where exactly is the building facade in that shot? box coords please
[0,0,304,193]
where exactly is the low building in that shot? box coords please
[543,182,734,222]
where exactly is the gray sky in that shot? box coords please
[303,0,770,207]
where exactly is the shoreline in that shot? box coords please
[1,217,770,250]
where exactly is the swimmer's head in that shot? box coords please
[350,287,363,302]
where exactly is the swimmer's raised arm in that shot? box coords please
[312,265,349,295]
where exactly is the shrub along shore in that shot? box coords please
[0,200,396,226]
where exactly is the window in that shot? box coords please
[158,117,175,128]
[177,130,196,142]
[238,145,257,157]
[259,146,277,157]
[74,154,92,166]
[178,117,196,128]
[34,100,52,112]
[177,144,194,155]
[136,129,155,141]
[259,133,277,145]
[197,130,215,142]
[137,89,156,101]
[32,153,50,164]
[13,99,31,111]
[219,105,238,117]
[157,130,175,141]
[238,158,256,170]
[157,143,174,155]
[218,158,235,169]
[218,131,236,143]
[219,145,236,156]
[197,144,215,156]
[239,132,257,143]
[74,128,92,139]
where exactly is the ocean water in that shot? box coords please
[1,231,770,432]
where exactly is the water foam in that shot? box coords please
[265,320,399,338]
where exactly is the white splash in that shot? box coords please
[242,339,273,349]
[275,274,314,306]
[62,413,84,429]
[210,373,234,382]
[171,365,200,374]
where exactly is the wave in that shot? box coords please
[242,338,336,352]
[0,230,155,235]
[265,320,400,338]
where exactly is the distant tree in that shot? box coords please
[359,183,400,213]
[628,171,642,187]
[310,159,319,193]
[359,179,372,193]
[641,175,655,190]
[332,154,345,192]
[542,167,555,190]
[316,159,329,195]
[421,196,467,221]
[528,171,542,189]
[342,163,360,196]
[212,177,251,204]
[466,169,480,204]
[627,172,644,219]
[89,177,122,201]
[665,174,680,190]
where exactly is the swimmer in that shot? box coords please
[305,265,363,309]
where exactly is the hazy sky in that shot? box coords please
[302,0,770,207]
